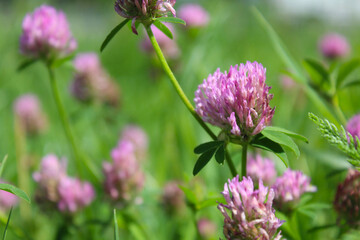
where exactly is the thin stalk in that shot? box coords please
[47,65,83,177]
[225,151,237,177]
[241,144,248,177]
[332,95,347,126]
[145,25,237,176]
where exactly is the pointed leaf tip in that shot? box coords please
[153,20,173,39]
[100,19,130,52]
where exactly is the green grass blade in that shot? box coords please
[0,155,8,178]
[252,7,338,124]
[2,207,12,240]
[113,209,120,240]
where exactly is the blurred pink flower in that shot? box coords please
[247,154,277,186]
[103,140,145,205]
[319,33,350,59]
[178,4,209,28]
[272,169,317,210]
[20,5,77,59]
[195,62,274,141]
[161,181,184,213]
[121,125,148,161]
[57,176,95,213]
[218,175,283,240]
[347,114,360,142]
[280,74,296,90]
[14,94,47,135]
[0,181,18,213]
[141,24,179,59]
[197,218,216,239]
[33,154,67,202]
[71,53,121,106]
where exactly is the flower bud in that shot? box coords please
[334,169,360,227]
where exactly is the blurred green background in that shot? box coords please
[0,0,360,239]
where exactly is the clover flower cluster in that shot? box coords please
[20,5,77,60]
[334,169,360,227]
[195,62,275,141]
[33,154,94,213]
[218,175,283,240]
[247,154,277,186]
[114,0,176,34]
[272,169,317,210]
[121,125,148,161]
[178,4,209,28]
[103,126,147,205]
[141,24,179,59]
[13,94,47,135]
[161,181,184,213]
[0,180,18,213]
[71,53,121,106]
[319,33,350,59]
[346,114,360,142]
[197,218,216,240]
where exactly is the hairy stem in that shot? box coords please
[241,144,248,177]
[145,25,237,176]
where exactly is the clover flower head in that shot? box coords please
[272,169,317,210]
[33,154,67,203]
[103,140,145,205]
[334,169,360,227]
[319,33,350,59]
[218,175,283,240]
[71,52,121,106]
[0,180,18,213]
[14,94,47,135]
[247,154,277,186]
[195,62,275,141]
[57,176,95,213]
[161,181,184,213]
[141,23,179,58]
[20,5,77,59]
[121,125,148,161]
[178,4,209,28]
[347,114,360,142]
[197,218,216,239]
[114,0,176,34]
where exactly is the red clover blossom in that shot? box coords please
[195,62,275,141]
[218,175,283,240]
[20,5,77,60]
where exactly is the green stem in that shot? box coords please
[241,144,248,177]
[47,65,83,177]
[332,94,347,126]
[225,150,237,177]
[145,25,237,176]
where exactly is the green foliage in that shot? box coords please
[113,209,120,240]
[153,20,173,39]
[309,112,360,168]
[2,207,12,240]
[17,59,38,72]
[193,141,225,175]
[156,17,186,25]
[0,183,30,203]
[100,19,130,52]
[0,155,8,178]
